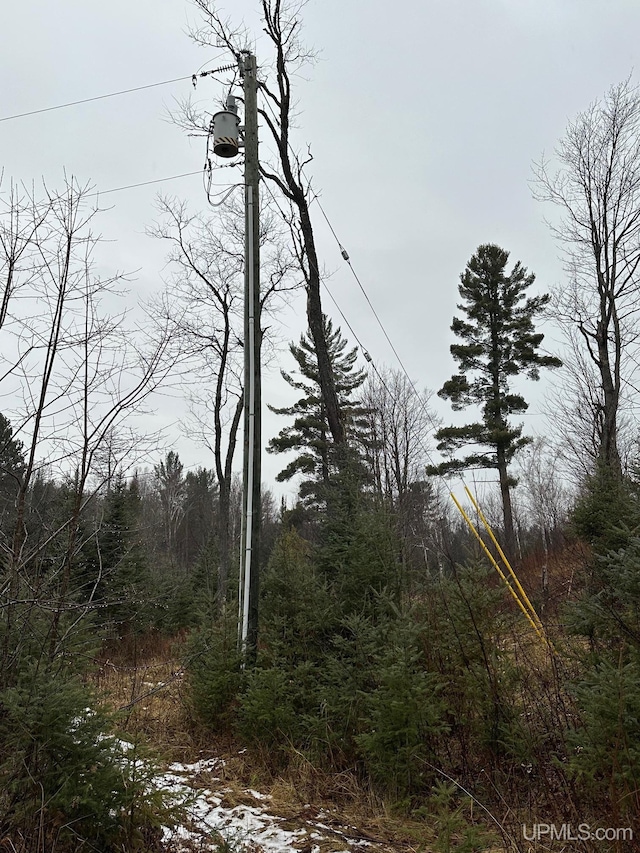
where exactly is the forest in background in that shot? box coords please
[2,2,640,851]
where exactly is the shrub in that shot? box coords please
[567,655,640,816]
[0,659,183,850]
[187,616,244,731]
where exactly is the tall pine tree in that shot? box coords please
[268,317,369,505]
[429,244,560,558]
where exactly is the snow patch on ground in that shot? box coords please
[157,759,379,853]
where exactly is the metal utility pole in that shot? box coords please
[238,51,261,663]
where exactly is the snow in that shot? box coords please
[247,789,271,801]
[157,759,379,853]
[168,757,226,775]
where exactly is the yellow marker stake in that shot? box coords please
[463,486,544,634]
[450,493,545,642]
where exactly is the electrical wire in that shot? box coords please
[87,170,199,197]
[0,63,238,124]
[205,182,244,208]
[257,94,444,455]
[308,190,506,494]
[204,153,244,205]
[258,92,441,441]
[309,193,461,475]
[313,197,417,381]
[82,161,241,198]
[261,175,443,476]
[0,76,192,123]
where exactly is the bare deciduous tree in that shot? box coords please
[148,194,296,607]
[185,0,346,446]
[0,176,51,333]
[514,438,570,550]
[0,177,173,674]
[534,77,640,476]
[362,367,444,578]
[148,196,244,603]
[544,330,637,484]
[363,367,435,506]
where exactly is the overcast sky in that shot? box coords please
[2,0,640,496]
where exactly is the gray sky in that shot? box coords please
[2,0,640,495]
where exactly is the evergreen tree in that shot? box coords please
[429,244,560,557]
[268,316,369,504]
[79,473,149,631]
[0,414,25,535]
[317,446,400,612]
[563,470,640,815]
[177,467,217,569]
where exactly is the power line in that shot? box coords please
[309,193,450,454]
[84,161,240,198]
[313,197,416,382]
[259,149,436,448]
[0,63,238,124]
[260,174,444,476]
[0,76,191,124]
[87,170,199,197]
[258,93,426,413]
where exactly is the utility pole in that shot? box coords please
[208,51,261,662]
[238,51,261,663]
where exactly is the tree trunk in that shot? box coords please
[297,195,344,444]
[496,443,516,561]
[217,482,231,611]
[216,393,243,612]
[596,312,622,477]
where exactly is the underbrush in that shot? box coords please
[0,629,188,852]
[92,633,505,852]
[90,599,639,853]
[93,630,209,763]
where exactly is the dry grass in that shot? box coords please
[91,632,209,762]
[90,643,427,849]
[90,633,509,853]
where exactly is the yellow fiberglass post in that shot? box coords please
[463,486,544,635]
[449,492,545,642]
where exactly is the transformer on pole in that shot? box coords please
[211,96,240,158]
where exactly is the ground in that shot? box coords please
[94,634,504,853]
